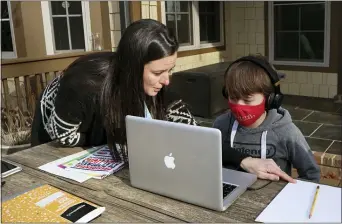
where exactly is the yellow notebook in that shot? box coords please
[2,184,105,223]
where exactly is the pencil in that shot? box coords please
[309,185,320,219]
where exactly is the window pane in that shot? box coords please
[175,2,189,12]
[165,1,192,46]
[199,2,206,13]
[51,1,66,15]
[299,32,324,61]
[202,1,216,12]
[69,17,85,49]
[52,17,70,50]
[165,2,175,12]
[200,16,220,43]
[199,2,218,13]
[1,1,9,19]
[207,16,220,42]
[199,16,207,41]
[1,21,13,51]
[199,2,220,43]
[177,14,192,45]
[166,14,176,37]
[274,32,299,60]
[68,1,82,15]
[301,4,325,31]
[274,5,299,31]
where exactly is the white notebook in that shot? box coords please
[256,180,341,223]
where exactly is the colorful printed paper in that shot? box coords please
[66,145,125,179]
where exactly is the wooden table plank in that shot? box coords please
[1,163,182,223]
[2,173,150,223]
[4,143,288,222]
[4,145,236,222]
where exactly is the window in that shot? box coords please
[165,2,193,46]
[161,1,224,51]
[41,1,91,55]
[1,1,16,58]
[268,1,331,67]
[50,1,85,51]
[198,2,221,44]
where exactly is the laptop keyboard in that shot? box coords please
[223,183,237,199]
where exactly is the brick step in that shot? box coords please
[313,152,341,168]
[292,166,341,187]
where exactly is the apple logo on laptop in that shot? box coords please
[164,153,175,169]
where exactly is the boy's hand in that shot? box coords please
[240,157,296,183]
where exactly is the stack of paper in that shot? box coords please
[255,179,341,223]
[39,145,125,183]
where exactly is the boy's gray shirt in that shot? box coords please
[213,107,320,182]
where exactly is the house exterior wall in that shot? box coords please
[11,1,46,58]
[141,2,229,73]
[227,2,266,59]
[2,1,112,110]
[108,1,121,52]
[89,2,111,51]
[3,1,339,100]
[226,1,338,99]
[148,1,338,99]
[10,1,27,58]
[4,1,112,59]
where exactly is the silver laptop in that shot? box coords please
[125,115,257,211]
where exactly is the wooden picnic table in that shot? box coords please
[2,143,288,223]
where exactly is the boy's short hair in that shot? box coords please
[225,54,275,100]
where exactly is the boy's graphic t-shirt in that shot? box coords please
[230,120,269,159]
[213,107,320,182]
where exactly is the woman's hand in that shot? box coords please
[240,157,296,183]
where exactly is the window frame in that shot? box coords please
[268,1,331,67]
[160,1,224,52]
[1,0,17,59]
[41,1,92,55]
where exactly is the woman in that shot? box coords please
[99,18,196,161]
[31,19,294,183]
[31,19,196,152]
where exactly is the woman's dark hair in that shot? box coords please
[55,52,116,124]
[100,19,179,162]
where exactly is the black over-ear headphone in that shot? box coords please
[222,55,284,110]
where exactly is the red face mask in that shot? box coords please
[228,98,266,127]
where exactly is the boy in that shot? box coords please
[213,55,320,182]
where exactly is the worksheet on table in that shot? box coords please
[255,180,341,223]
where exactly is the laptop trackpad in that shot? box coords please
[222,168,257,187]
